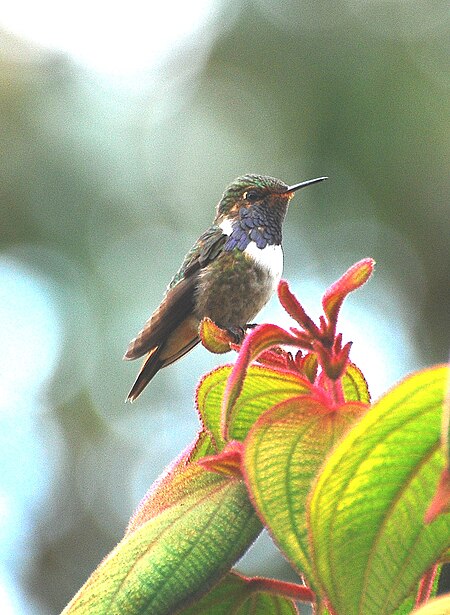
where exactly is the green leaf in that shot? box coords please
[187,430,218,461]
[391,565,441,615]
[196,365,312,449]
[178,573,299,615]
[243,396,366,586]
[424,377,450,523]
[63,464,262,615]
[199,317,235,354]
[309,365,450,615]
[342,362,370,403]
[392,593,416,615]
[220,324,309,439]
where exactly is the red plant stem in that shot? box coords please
[318,374,345,406]
[414,564,438,608]
[243,575,315,603]
[278,280,321,338]
[329,377,345,405]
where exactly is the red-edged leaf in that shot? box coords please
[278,280,321,337]
[199,317,235,354]
[197,365,314,451]
[199,441,244,478]
[309,365,450,615]
[179,572,303,614]
[425,467,450,524]
[322,258,375,325]
[243,395,366,586]
[64,463,262,615]
[221,324,304,439]
[425,369,450,523]
[127,431,215,535]
[341,362,371,403]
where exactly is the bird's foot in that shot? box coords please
[221,325,246,344]
[214,323,258,344]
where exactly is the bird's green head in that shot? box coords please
[215,174,327,221]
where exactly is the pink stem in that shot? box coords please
[243,575,315,604]
[317,373,345,406]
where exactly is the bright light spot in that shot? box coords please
[0,495,8,531]
[0,259,61,410]
[0,260,65,614]
[0,0,219,75]
[0,573,21,615]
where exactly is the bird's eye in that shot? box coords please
[244,190,259,202]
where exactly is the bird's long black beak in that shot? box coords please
[287,176,328,192]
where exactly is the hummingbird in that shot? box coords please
[124,174,327,401]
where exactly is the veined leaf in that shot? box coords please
[219,323,311,438]
[243,395,366,586]
[309,365,450,615]
[342,362,370,404]
[178,572,299,615]
[196,365,312,449]
[63,464,261,615]
[199,317,235,354]
[391,564,441,615]
[188,430,217,461]
[127,430,216,535]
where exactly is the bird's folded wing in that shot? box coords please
[124,226,227,360]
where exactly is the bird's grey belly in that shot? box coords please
[194,250,276,327]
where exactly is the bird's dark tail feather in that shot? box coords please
[126,346,163,402]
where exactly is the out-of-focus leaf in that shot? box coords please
[196,365,313,449]
[243,395,365,587]
[391,564,441,615]
[425,374,450,522]
[63,464,261,615]
[309,365,450,615]
[411,595,450,615]
[178,572,299,615]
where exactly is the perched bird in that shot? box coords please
[124,174,326,400]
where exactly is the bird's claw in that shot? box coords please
[224,326,246,344]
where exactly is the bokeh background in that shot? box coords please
[1,0,449,613]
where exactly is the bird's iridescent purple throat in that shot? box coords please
[124,174,327,401]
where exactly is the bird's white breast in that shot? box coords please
[219,218,283,286]
[244,242,284,286]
